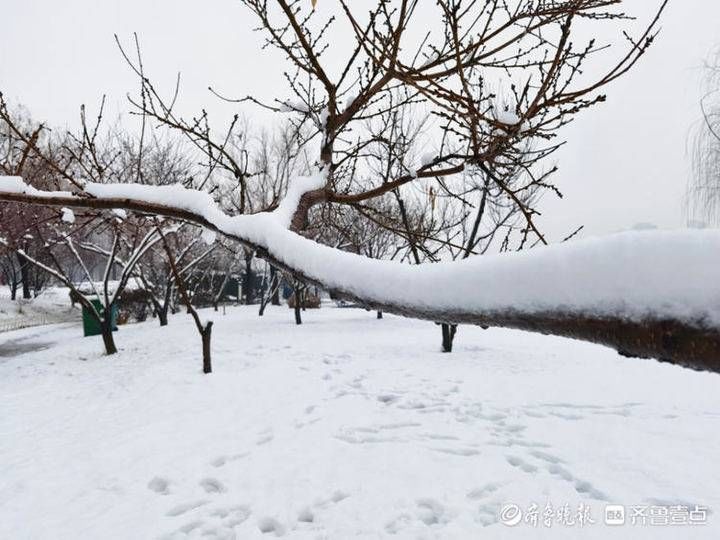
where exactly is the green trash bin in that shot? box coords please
[82,299,118,337]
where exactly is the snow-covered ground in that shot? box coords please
[0,306,718,539]
[0,287,78,321]
[0,288,79,334]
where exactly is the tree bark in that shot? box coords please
[441,323,458,353]
[100,318,118,355]
[201,322,213,374]
[243,251,255,305]
[270,266,280,306]
[158,307,168,327]
[16,251,31,300]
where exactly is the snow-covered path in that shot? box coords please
[1,306,718,539]
[0,322,79,357]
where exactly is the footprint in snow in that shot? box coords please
[211,505,252,528]
[529,450,564,464]
[313,489,351,509]
[297,507,314,523]
[506,454,538,473]
[147,476,171,495]
[199,477,226,493]
[256,433,274,445]
[466,482,502,500]
[423,433,460,441]
[331,490,350,503]
[257,516,285,536]
[416,498,448,526]
[385,513,412,534]
[166,499,209,517]
[177,520,204,534]
[544,463,609,501]
[476,503,500,527]
[430,446,480,457]
[210,452,249,467]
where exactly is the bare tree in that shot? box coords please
[258,260,283,316]
[157,224,214,374]
[0,104,61,299]
[135,224,218,325]
[689,46,720,226]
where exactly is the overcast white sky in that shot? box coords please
[1,0,720,239]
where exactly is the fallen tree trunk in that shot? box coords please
[1,175,719,373]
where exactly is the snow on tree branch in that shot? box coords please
[1,174,719,371]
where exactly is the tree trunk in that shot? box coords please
[32,269,43,297]
[158,307,169,327]
[441,323,458,353]
[10,281,17,301]
[377,311,383,319]
[159,284,173,325]
[16,251,31,300]
[243,252,254,304]
[294,295,302,325]
[292,280,304,325]
[100,318,118,355]
[201,322,213,374]
[270,266,280,306]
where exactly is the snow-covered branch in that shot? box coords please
[1,174,719,371]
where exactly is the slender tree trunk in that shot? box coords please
[259,286,270,316]
[157,224,215,374]
[270,266,280,306]
[243,252,255,304]
[377,311,383,319]
[259,266,280,316]
[258,271,270,317]
[158,284,173,326]
[16,251,31,300]
[213,261,236,313]
[158,307,168,327]
[100,318,118,355]
[293,287,302,325]
[10,281,17,301]
[201,322,213,374]
[441,323,458,353]
[32,269,43,297]
[291,278,304,325]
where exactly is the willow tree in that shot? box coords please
[689,46,720,226]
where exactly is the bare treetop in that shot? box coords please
[120,0,667,239]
